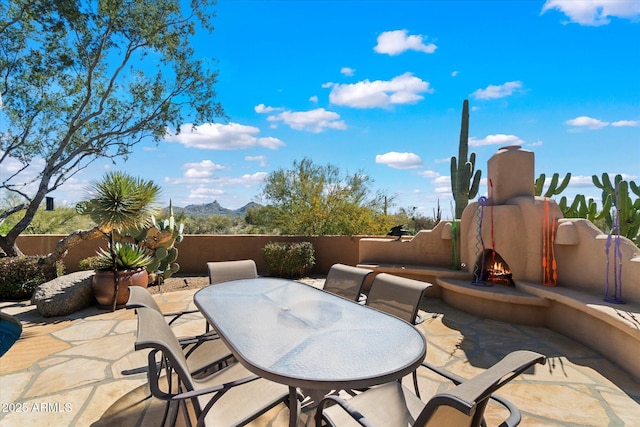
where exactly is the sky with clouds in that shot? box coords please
[21,0,640,218]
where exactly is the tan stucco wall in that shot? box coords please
[358,221,453,268]
[554,219,640,303]
[16,234,365,276]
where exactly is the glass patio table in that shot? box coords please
[193,277,426,427]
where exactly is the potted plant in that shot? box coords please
[77,171,161,310]
[92,242,154,308]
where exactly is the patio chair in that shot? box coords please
[207,259,258,284]
[134,306,300,427]
[125,287,233,377]
[315,350,546,427]
[365,273,432,396]
[127,285,209,331]
[322,263,373,303]
[366,273,431,325]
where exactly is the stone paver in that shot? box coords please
[0,278,638,426]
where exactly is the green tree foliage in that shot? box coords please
[180,215,235,234]
[395,205,441,234]
[1,206,95,234]
[260,158,394,235]
[0,0,224,256]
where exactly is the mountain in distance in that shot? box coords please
[168,200,263,217]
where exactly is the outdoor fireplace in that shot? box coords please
[474,249,514,286]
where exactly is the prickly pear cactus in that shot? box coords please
[121,201,184,284]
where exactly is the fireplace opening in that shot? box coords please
[474,249,514,286]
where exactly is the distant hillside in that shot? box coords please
[167,201,262,217]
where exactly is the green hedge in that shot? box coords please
[0,256,64,301]
[262,241,315,279]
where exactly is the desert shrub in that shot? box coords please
[262,241,315,278]
[0,256,64,301]
[78,255,102,271]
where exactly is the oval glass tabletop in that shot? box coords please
[194,277,426,390]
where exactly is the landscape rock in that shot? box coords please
[32,271,96,317]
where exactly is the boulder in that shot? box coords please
[32,271,96,317]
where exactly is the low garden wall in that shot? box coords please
[16,234,366,276]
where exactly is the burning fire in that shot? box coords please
[489,261,509,277]
[476,250,514,286]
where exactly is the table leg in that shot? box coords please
[289,386,301,427]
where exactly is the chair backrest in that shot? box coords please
[323,264,373,301]
[416,350,546,427]
[366,273,431,324]
[207,259,258,285]
[134,306,196,393]
[126,285,163,313]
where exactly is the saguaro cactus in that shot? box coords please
[450,99,481,219]
[593,174,640,244]
[559,194,610,222]
[535,172,571,198]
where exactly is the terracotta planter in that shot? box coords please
[92,268,149,308]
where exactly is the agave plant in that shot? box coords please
[94,242,154,271]
[77,171,161,310]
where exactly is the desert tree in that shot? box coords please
[259,158,393,236]
[0,0,224,258]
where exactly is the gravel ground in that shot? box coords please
[147,274,325,294]
[146,275,210,294]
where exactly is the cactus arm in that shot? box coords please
[469,169,481,199]
[557,173,571,193]
[535,174,546,196]
[545,173,560,198]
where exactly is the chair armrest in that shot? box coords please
[172,374,261,400]
[164,309,199,325]
[420,361,465,385]
[314,395,377,427]
[177,331,220,346]
[489,393,521,427]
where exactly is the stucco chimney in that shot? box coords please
[487,146,535,205]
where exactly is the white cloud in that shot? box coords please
[528,140,543,147]
[309,95,318,103]
[341,67,355,76]
[374,30,437,55]
[246,155,268,167]
[183,160,226,179]
[267,108,347,133]
[568,175,595,187]
[611,120,639,127]
[451,71,459,77]
[164,123,285,150]
[470,81,523,100]
[541,0,640,26]
[167,171,269,203]
[469,134,525,147]
[565,116,609,129]
[433,175,453,196]
[326,73,433,109]
[255,104,280,113]
[375,152,423,169]
[187,187,225,200]
[418,170,440,178]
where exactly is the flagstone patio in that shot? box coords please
[1,277,639,426]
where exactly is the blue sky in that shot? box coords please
[51,0,640,218]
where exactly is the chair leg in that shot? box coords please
[413,370,420,399]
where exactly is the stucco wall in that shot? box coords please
[16,234,365,276]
